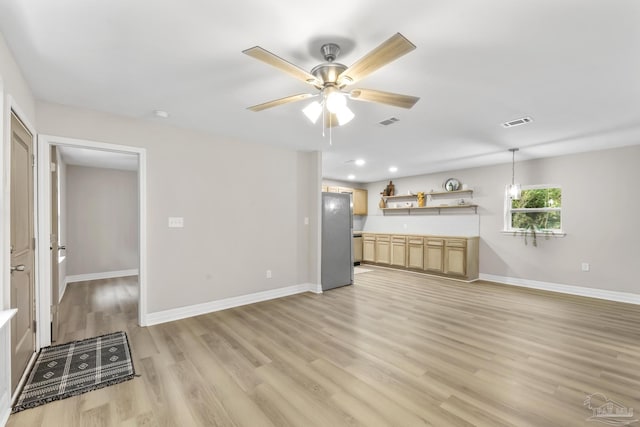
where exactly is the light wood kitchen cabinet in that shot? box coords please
[352,188,368,215]
[375,235,390,264]
[360,233,479,281]
[424,238,444,273]
[354,236,363,263]
[391,236,407,267]
[443,238,479,278]
[363,234,376,262]
[407,237,424,269]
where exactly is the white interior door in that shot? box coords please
[10,112,36,393]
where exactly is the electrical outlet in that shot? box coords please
[581,262,590,272]
[304,217,309,225]
[266,270,272,279]
[403,223,408,229]
[168,217,184,228]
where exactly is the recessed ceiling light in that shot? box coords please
[355,159,366,166]
[389,166,398,173]
[154,110,169,119]
[348,174,356,180]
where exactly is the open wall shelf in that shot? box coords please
[381,189,476,214]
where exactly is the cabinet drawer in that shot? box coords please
[376,235,390,242]
[445,239,467,248]
[426,238,443,247]
[408,237,423,245]
[363,234,376,241]
[391,236,407,243]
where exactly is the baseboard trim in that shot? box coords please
[1,405,10,427]
[145,283,320,326]
[66,269,139,284]
[479,274,640,305]
[308,284,323,294]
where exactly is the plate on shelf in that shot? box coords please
[443,178,460,191]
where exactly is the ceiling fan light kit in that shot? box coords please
[243,33,420,133]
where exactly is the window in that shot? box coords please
[504,185,563,233]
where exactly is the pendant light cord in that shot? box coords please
[511,149,515,185]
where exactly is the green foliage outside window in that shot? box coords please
[511,187,562,231]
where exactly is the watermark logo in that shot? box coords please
[584,393,637,426]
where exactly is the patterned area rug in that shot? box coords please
[12,331,135,413]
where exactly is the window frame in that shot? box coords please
[503,184,565,235]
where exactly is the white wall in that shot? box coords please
[365,145,640,295]
[65,165,138,276]
[36,101,321,314]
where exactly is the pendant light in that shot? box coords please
[508,148,521,200]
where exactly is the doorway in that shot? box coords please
[36,135,148,350]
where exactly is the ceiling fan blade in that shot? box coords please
[350,88,420,109]
[243,46,321,87]
[338,33,416,86]
[247,93,315,112]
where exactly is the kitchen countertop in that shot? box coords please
[357,231,479,238]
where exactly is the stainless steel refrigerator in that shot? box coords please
[321,192,354,291]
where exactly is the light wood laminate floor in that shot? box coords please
[8,268,640,426]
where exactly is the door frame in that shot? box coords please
[36,135,148,348]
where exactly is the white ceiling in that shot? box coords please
[2,0,640,182]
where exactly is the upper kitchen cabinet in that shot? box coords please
[352,189,368,215]
[322,185,368,215]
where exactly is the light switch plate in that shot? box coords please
[168,217,184,228]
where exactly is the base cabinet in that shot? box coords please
[424,239,444,273]
[360,234,479,281]
[375,235,390,264]
[391,236,407,267]
[363,235,376,262]
[407,237,424,269]
[443,239,468,276]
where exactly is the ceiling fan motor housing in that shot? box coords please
[311,62,348,89]
[308,43,349,89]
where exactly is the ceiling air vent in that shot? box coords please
[379,117,400,126]
[502,117,533,128]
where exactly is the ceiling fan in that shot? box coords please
[243,33,420,128]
